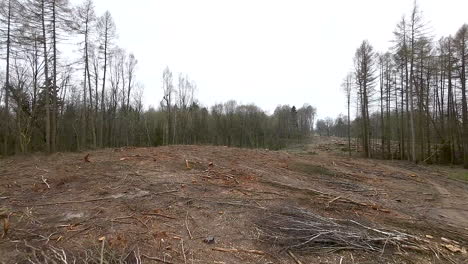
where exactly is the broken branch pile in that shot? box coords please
[256,207,424,253]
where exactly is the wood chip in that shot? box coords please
[443,244,467,254]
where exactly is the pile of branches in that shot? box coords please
[255,207,424,253]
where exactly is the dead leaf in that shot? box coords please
[2,218,9,237]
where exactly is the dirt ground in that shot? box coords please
[0,137,467,263]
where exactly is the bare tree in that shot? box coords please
[354,40,376,158]
[0,0,13,155]
[162,67,173,145]
[455,24,468,168]
[41,0,51,152]
[126,53,137,111]
[342,72,353,156]
[408,2,426,162]
[96,10,116,147]
[74,0,96,148]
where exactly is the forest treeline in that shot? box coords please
[0,0,316,155]
[318,3,468,167]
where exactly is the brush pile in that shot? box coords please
[256,207,425,253]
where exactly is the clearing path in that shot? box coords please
[424,176,468,230]
[0,137,467,263]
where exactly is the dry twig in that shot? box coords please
[143,212,176,219]
[41,176,50,189]
[287,250,303,264]
[185,212,193,239]
[211,247,265,255]
[142,254,174,263]
[181,239,187,264]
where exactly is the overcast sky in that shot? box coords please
[88,0,468,119]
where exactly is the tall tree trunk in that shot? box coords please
[380,59,385,158]
[448,39,455,163]
[400,68,405,159]
[100,25,109,147]
[460,33,468,168]
[3,0,11,156]
[81,65,87,149]
[51,0,57,152]
[84,14,96,148]
[409,12,417,163]
[41,0,51,153]
[347,85,351,157]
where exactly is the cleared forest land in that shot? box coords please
[0,137,467,263]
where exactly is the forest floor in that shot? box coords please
[0,137,467,263]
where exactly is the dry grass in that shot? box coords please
[24,242,143,264]
[449,171,468,182]
[288,162,335,177]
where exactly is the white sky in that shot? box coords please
[89,0,468,119]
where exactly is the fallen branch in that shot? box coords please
[180,197,262,209]
[326,196,341,207]
[133,216,150,229]
[241,249,266,255]
[142,254,174,263]
[287,250,303,264]
[35,166,49,173]
[211,247,265,255]
[322,195,371,207]
[41,176,50,189]
[143,213,176,220]
[111,214,135,221]
[99,237,105,264]
[181,239,187,264]
[185,212,193,239]
[153,190,179,196]
[63,226,95,241]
